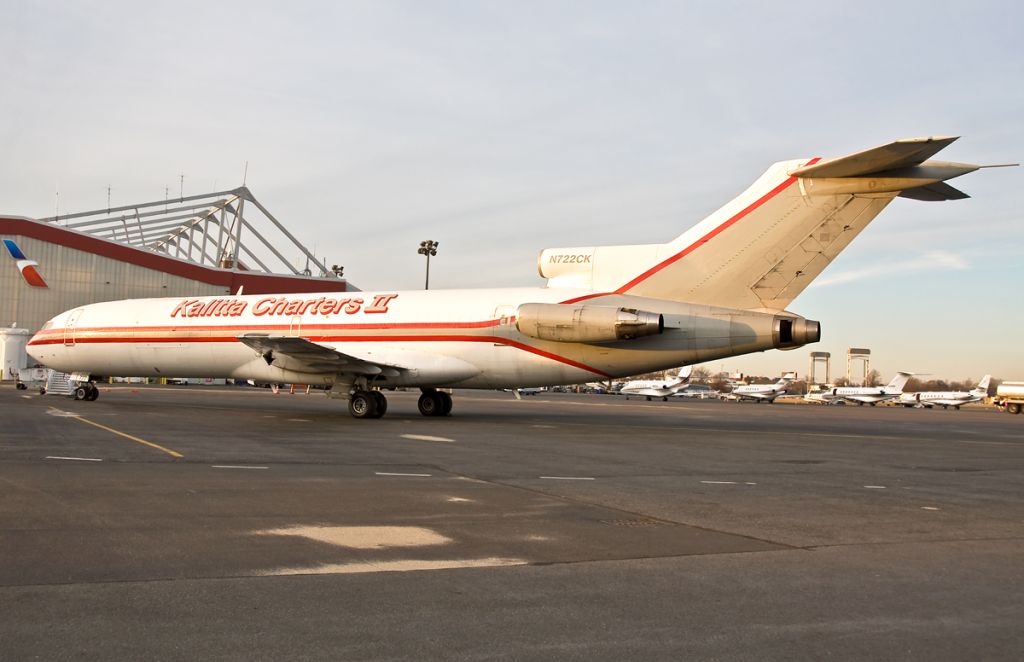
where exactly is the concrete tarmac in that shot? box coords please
[1,385,1022,660]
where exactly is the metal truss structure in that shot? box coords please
[40,187,337,278]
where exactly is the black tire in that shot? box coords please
[16,382,26,390]
[87,386,99,401]
[662,396,668,402]
[348,391,377,419]
[371,391,387,418]
[418,391,442,416]
[438,391,453,416]
[1008,403,1021,415]
[645,396,652,401]
[73,387,87,401]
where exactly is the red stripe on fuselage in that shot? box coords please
[30,328,612,378]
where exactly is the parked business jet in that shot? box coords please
[621,366,692,401]
[27,137,995,418]
[816,372,914,406]
[729,373,796,403]
[899,375,991,409]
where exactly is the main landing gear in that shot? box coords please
[73,382,99,401]
[348,389,388,419]
[345,387,453,419]
[418,388,453,417]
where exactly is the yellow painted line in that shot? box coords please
[73,416,184,458]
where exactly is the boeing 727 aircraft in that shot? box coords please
[729,373,796,403]
[27,137,996,418]
[899,375,991,409]
[621,366,692,401]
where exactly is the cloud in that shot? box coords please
[810,250,969,288]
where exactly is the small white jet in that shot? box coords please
[899,375,991,410]
[728,372,796,403]
[815,372,914,406]
[621,366,692,401]
[27,137,996,418]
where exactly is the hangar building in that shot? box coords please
[1,187,353,336]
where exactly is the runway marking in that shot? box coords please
[256,525,451,549]
[259,557,527,576]
[446,497,473,503]
[376,471,432,477]
[45,456,102,462]
[212,465,269,470]
[540,476,595,481]
[287,418,312,422]
[401,434,454,443]
[921,506,940,511]
[48,408,183,458]
[701,480,737,485]
[531,425,557,429]
[863,485,887,489]
[21,395,32,399]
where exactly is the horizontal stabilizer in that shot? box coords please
[789,136,959,178]
[898,182,970,201]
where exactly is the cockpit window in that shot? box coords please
[40,320,53,331]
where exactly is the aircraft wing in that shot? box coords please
[237,334,404,376]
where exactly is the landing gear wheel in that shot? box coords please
[418,391,442,417]
[371,391,387,418]
[662,396,668,402]
[438,391,453,416]
[645,396,652,401]
[348,390,378,419]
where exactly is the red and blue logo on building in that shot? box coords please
[3,239,48,288]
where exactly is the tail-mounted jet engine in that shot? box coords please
[516,303,663,343]
[773,316,821,349]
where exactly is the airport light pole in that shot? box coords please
[418,240,438,289]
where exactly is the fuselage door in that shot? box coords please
[63,308,84,346]
[288,315,302,338]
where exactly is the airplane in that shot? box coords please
[621,366,693,400]
[728,372,796,403]
[812,371,914,406]
[27,136,997,419]
[898,375,991,410]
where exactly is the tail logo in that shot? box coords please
[3,239,48,288]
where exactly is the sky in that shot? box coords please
[1,0,1021,381]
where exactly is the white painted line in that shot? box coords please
[45,456,103,462]
[401,434,454,443]
[921,506,940,511]
[212,465,269,470]
[21,395,32,399]
[701,480,737,485]
[745,482,758,486]
[287,418,312,422]
[540,476,595,481]
[531,425,557,429]
[863,485,886,489]
[376,472,432,477]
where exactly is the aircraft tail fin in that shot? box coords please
[887,371,914,392]
[541,137,987,311]
[973,374,992,395]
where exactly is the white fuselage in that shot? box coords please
[898,390,985,408]
[27,287,790,390]
[730,382,790,402]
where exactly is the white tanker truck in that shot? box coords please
[994,382,1024,415]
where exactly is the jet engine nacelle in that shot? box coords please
[516,303,664,343]
[773,316,821,350]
